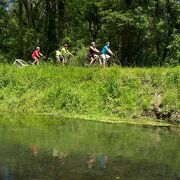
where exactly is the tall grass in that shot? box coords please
[0,64,179,121]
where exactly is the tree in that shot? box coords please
[0,0,179,66]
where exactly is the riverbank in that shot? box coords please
[0,64,179,125]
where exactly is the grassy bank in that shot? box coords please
[0,64,179,124]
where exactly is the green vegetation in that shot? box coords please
[0,1,179,125]
[0,0,179,66]
[0,65,179,124]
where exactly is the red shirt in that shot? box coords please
[31,50,40,58]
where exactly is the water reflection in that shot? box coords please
[86,153,110,169]
[0,116,179,180]
[52,148,68,164]
[0,165,11,180]
[97,153,109,168]
[30,145,39,157]
[87,154,96,169]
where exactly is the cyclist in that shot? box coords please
[31,47,45,65]
[100,42,114,67]
[60,43,73,64]
[87,42,100,66]
[56,49,63,63]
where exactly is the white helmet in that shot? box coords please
[91,42,95,46]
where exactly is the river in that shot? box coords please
[0,115,179,179]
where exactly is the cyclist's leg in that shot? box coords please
[61,56,66,64]
[89,57,95,65]
[101,54,106,67]
[99,55,103,65]
[63,55,70,64]
[94,54,99,63]
[105,54,110,60]
[66,54,71,64]
[32,57,39,65]
[105,54,111,67]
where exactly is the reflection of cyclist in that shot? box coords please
[86,153,109,169]
[31,47,44,65]
[100,42,114,67]
[30,145,39,156]
[97,153,109,168]
[87,154,96,169]
[87,42,100,65]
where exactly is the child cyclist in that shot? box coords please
[31,47,45,65]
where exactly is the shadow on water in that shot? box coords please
[0,115,180,180]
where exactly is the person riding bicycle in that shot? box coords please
[87,42,100,66]
[56,49,63,63]
[31,47,45,65]
[100,42,114,67]
[60,43,73,64]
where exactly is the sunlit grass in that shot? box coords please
[0,64,179,124]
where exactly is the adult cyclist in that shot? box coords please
[87,42,100,66]
[100,42,114,67]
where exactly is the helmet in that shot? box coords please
[91,42,95,46]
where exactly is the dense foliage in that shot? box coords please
[0,65,179,122]
[0,0,179,66]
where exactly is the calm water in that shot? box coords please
[0,116,180,180]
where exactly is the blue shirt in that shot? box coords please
[101,45,109,54]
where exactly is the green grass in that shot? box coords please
[0,64,179,125]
